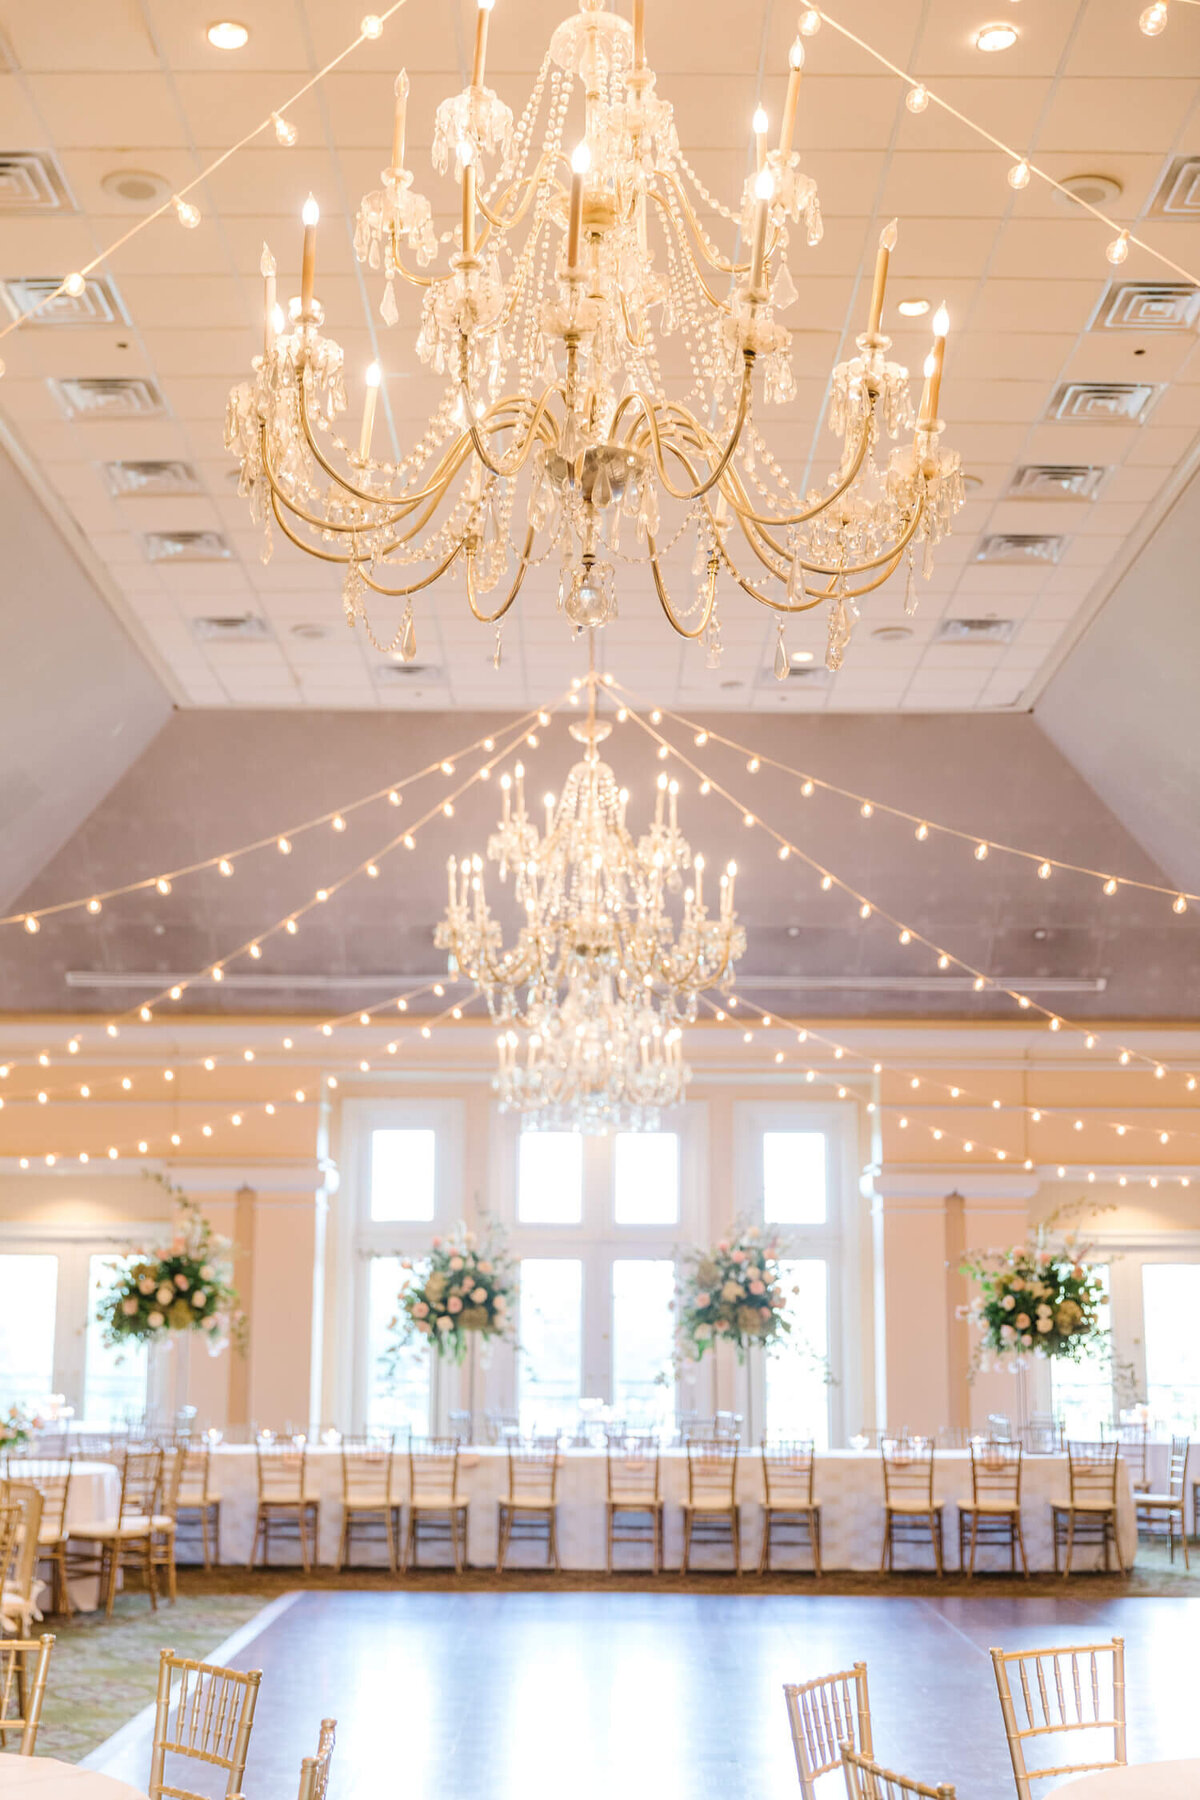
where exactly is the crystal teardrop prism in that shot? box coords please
[774,620,789,680]
[399,604,417,663]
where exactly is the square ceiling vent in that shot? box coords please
[192,615,272,643]
[1094,282,1200,332]
[1007,464,1108,501]
[934,618,1017,645]
[375,661,445,683]
[0,150,72,213]
[1048,382,1157,424]
[1150,156,1200,218]
[755,662,830,688]
[974,534,1065,565]
[50,376,163,419]
[103,460,200,498]
[144,530,230,562]
[1,274,125,326]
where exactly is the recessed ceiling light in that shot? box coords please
[790,649,815,665]
[897,298,929,317]
[974,20,1018,50]
[871,624,914,642]
[207,20,249,49]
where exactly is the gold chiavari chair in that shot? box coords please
[405,1437,468,1572]
[990,1637,1126,1800]
[1136,1435,1190,1567]
[173,1443,222,1570]
[0,1483,44,1635]
[484,1411,520,1446]
[841,1747,955,1800]
[1020,1416,1065,1456]
[606,1434,664,1573]
[682,1438,740,1573]
[67,1443,163,1617]
[297,1718,337,1800]
[249,1437,319,1572]
[5,1457,73,1615]
[957,1439,1028,1576]
[338,1432,400,1571]
[149,1648,263,1800]
[497,1440,561,1572]
[880,1439,945,1576]
[0,1634,55,1755]
[784,1663,872,1800]
[1051,1441,1123,1576]
[149,1445,185,1604]
[761,1440,822,1575]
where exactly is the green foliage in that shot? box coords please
[675,1222,792,1365]
[95,1179,244,1353]
[961,1208,1107,1370]
[383,1222,517,1370]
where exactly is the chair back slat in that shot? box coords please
[881,1438,935,1504]
[297,1719,337,1800]
[1067,1441,1120,1505]
[991,1637,1126,1800]
[1166,1436,1190,1497]
[409,1437,460,1503]
[117,1446,164,1520]
[607,1437,661,1502]
[256,1440,309,1503]
[507,1442,560,1504]
[763,1440,816,1506]
[1,1458,72,1536]
[971,1439,1023,1504]
[341,1433,397,1504]
[785,1663,872,1799]
[686,1438,738,1504]
[149,1649,262,1800]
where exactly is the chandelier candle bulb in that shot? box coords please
[633,0,645,70]
[261,243,276,361]
[391,70,409,171]
[753,105,768,173]
[461,142,477,258]
[749,167,774,296]
[359,361,382,460]
[867,217,898,337]
[779,38,804,155]
[567,140,591,271]
[471,0,495,90]
[300,194,319,315]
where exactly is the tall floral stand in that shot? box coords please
[464,1332,480,1446]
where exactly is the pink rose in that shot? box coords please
[431,1236,442,1248]
[448,1296,463,1313]
[471,1288,487,1304]
[695,1291,710,1307]
[760,1306,771,1318]
[417,1321,432,1335]
[731,1249,746,1263]
[449,1255,464,1271]
[717,1241,730,1253]
[479,1260,493,1274]
[413,1301,429,1318]
[715,1319,729,1332]
[749,1280,765,1295]
[1015,1313,1030,1330]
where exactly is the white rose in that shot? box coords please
[1037,1318,1052,1333]
[1000,1295,1016,1311]
[493,1295,506,1312]
[157,1286,174,1305]
[200,1264,215,1280]
[121,1297,139,1317]
[436,1315,453,1332]
[192,1290,207,1307]
[695,1323,712,1340]
[148,1311,164,1328]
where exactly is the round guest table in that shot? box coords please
[1052,1764,1200,1798]
[0,1761,147,1800]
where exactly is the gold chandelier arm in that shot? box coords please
[464,527,537,625]
[645,535,718,640]
[620,357,753,503]
[652,170,779,280]
[385,224,435,290]
[717,535,828,612]
[264,414,467,548]
[789,494,927,582]
[644,187,735,312]
[478,149,564,233]
[725,413,875,532]
[460,367,559,480]
[360,541,465,597]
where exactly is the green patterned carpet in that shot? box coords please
[33,1590,269,1765]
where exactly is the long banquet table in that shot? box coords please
[202,1444,1137,1572]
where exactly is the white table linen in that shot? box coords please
[204,1445,1136,1571]
[1052,1761,1200,1798]
[55,1462,122,1613]
[0,1759,148,1800]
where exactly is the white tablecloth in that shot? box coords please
[0,1758,147,1800]
[203,1445,1137,1572]
[1052,1761,1200,1798]
[44,1461,122,1613]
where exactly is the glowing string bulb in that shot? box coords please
[271,112,298,146]
[1103,877,1118,896]
[905,83,929,113]
[974,841,989,860]
[1106,230,1130,266]
[1139,0,1168,32]
[798,6,821,32]
[915,822,929,841]
[1173,894,1188,914]
[1037,861,1051,879]
[24,915,39,934]
[1008,159,1030,190]
[360,13,384,37]
[173,195,201,229]
[63,272,87,297]
[157,877,172,895]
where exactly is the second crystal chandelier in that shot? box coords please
[435,680,745,1131]
[226,0,964,672]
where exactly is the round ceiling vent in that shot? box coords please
[289,622,332,641]
[871,624,914,642]
[1053,173,1123,215]
[101,169,173,208]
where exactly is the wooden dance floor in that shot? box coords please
[89,1591,1199,1800]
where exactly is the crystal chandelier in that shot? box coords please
[225,0,965,673]
[435,684,745,1129]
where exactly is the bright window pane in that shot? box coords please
[1142,1265,1200,1433]
[0,1254,57,1410]
[518,1133,583,1225]
[763,1132,827,1225]
[1051,1266,1112,1438]
[518,1259,582,1432]
[614,1134,679,1225]
[367,1256,430,1436]
[765,1258,829,1448]
[84,1254,148,1428]
[370,1129,436,1222]
[612,1259,675,1428]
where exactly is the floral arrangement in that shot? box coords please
[675,1223,791,1363]
[384,1223,517,1369]
[96,1185,244,1355]
[961,1212,1107,1371]
[0,1404,41,1450]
